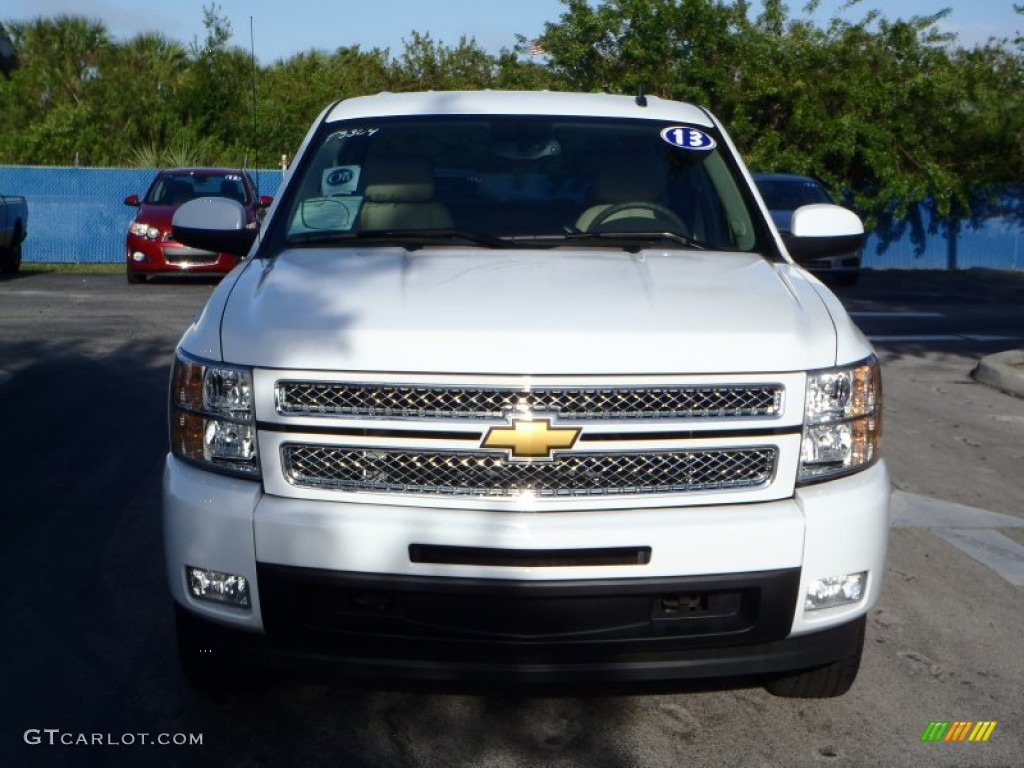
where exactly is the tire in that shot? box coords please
[764,617,865,698]
[0,227,22,274]
[174,603,272,694]
[126,271,147,284]
[829,271,860,287]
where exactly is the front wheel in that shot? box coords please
[0,232,22,274]
[828,271,860,287]
[174,604,272,694]
[764,616,865,698]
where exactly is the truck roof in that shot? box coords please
[325,90,715,126]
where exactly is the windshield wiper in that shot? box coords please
[561,230,706,251]
[288,228,513,249]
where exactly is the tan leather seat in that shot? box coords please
[575,153,670,232]
[357,157,452,230]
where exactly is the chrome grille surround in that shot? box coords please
[275,382,783,421]
[282,444,777,499]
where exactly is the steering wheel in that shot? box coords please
[587,201,688,234]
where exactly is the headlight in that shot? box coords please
[798,356,881,483]
[129,221,160,239]
[169,352,258,477]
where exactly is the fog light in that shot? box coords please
[131,251,147,262]
[804,571,866,611]
[187,566,250,608]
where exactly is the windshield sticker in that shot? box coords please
[293,196,363,232]
[660,126,716,151]
[322,165,361,196]
[326,127,380,142]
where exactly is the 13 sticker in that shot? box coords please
[660,126,716,151]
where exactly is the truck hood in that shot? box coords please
[218,247,838,374]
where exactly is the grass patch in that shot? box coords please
[22,262,124,274]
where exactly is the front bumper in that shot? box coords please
[175,571,866,685]
[125,234,240,275]
[163,455,889,679]
[804,250,862,280]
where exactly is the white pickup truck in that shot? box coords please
[165,90,889,697]
[0,193,27,273]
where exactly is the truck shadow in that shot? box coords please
[0,336,785,768]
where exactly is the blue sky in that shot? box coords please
[5,1,1022,65]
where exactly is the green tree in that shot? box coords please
[175,3,254,165]
[537,0,1024,223]
[0,15,113,164]
[493,42,561,91]
[255,33,552,164]
[94,32,193,165]
[394,32,498,90]
[537,0,751,103]
[258,46,397,164]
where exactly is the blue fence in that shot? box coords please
[0,166,283,263]
[864,214,1024,270]
[1,165,1022,269]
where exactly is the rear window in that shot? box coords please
[756,178,832,211]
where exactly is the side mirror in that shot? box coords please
[172,197,258,256]
[256,195,274,221]
[782,204,864,263]
[123,194,140,207]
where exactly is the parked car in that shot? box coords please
[166,91,887,697]
[0,193,27,274]
[752,172,863,285]
[124,167,270,283]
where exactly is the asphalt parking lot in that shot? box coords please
[0,268,1022,767]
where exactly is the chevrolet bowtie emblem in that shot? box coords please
[481,418,581,460]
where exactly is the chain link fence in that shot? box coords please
[0,166,283,263]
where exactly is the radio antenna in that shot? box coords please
[249,16,259,195]
[248,15,264,246]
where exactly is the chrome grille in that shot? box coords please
[282,444,777,498]
[163,246,218,265]
[276,382,782,421]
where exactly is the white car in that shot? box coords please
[752,172,863,286]
[165,90,888,697]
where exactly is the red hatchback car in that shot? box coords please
[124,167,271,283]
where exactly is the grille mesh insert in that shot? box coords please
[282,444,776,498]
[276,382,782,421]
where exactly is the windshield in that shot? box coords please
[146,171,251,207]
[277,116,768,252]
[756,178,833,211]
